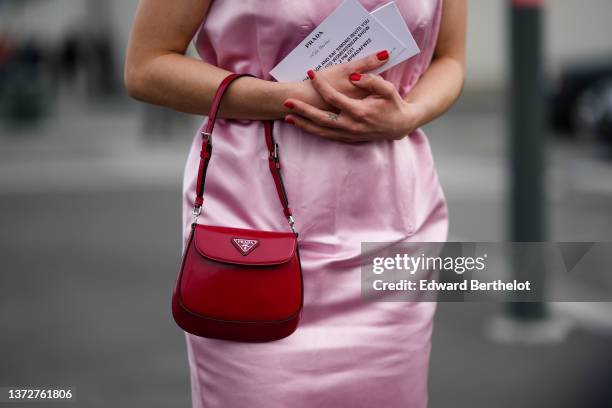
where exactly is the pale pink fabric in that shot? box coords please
[181,1,448,407]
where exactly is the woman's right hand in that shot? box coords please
[125,0,394,121]
[286,50,391,112]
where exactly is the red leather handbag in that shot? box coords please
[172,73,303,342]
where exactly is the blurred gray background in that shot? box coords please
[1,1,612,407]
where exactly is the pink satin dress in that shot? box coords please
[180,1,448,407]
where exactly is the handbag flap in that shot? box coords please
[194,224,297,265]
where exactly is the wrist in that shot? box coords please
[269,80,306,119]
[399,100,427,135]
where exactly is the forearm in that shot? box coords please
[402,55,465,129]
[125,52,297,120]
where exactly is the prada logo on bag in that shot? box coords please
[231,238,260,256]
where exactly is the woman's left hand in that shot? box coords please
[283,71,424,143]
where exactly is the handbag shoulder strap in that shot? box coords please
[193,73,297,234]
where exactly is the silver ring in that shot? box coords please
[328,113,340,121]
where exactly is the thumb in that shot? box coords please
[347,50,390,73]
[349,73,397,98]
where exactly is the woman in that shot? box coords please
[125,0,466,407]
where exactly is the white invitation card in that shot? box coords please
[269,0,420,82]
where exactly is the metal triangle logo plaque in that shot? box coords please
[231,238,260,256]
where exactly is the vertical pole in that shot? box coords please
[84,0,119,95]
[509,0,547,319]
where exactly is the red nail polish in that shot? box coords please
[349,73,362,81]
[307,69,315,80]
[284,101,295,109]
[285,117,295,125]
[376,50,389,61]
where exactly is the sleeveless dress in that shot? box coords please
[180,1,448,407]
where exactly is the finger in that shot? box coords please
[348,73,398,99]
[284,99,351,130]
[345,49,390,73]
[285,114,358,143]
[307,69,364,118]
